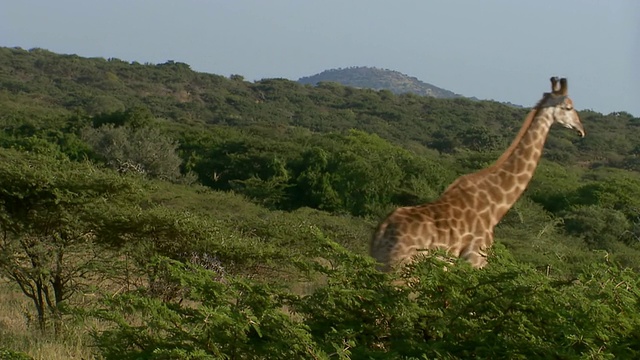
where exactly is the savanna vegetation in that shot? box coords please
[1,46,640,359]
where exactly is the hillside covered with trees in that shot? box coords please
[298,66,461,99]
[2,46,640,359]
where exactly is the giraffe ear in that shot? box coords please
[559,78,568,96]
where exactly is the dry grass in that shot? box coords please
[0,254,325,359]
[0,249,150,360]
[0,279,99,360]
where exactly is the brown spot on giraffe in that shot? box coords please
[371,77,585,271]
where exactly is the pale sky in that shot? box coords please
[2,1,639,116]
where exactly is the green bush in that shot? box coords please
[90,232,640,359]
[563,205,631,250]
[92,256,328,360]
[0,348,33,360]
[81,123,184,181]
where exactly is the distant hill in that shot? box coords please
[298,66,461,99]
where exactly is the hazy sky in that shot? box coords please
[2,1,639,115]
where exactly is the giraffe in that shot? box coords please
[370,77,585,271]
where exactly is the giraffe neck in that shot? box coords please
[487,110,553,222]
[440,109,554,227]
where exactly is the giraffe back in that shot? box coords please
[370,187,492,271]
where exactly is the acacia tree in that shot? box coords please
[0,147,141,332]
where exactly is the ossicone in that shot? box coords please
[550,76,568,96]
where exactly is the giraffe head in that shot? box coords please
[537,77,585,137]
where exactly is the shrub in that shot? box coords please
[81,124,183,181]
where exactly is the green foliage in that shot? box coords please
[96,203,297,280]
[81,123,184,181]
[293,147,342,210]
[0,112,93,161]
[91,106,155,129]
[0,348,33,360]
[290,131,455,216]
[310,131,408,215]
[563,205,631,250]
[92,256,327,360]
[0,148,142,331]
[91,232,640,359]
[572,171,640,219]
[458,125,505,152]
[527,160,583,213]
[396,247,640,359]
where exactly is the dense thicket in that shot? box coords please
[1,46,640,358]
